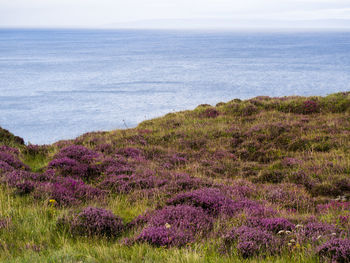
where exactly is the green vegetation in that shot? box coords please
[0,92,349,262]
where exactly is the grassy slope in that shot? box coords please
[0,92,349,262]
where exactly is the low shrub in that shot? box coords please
[222,226,280,258]
[58,207,124,238]
[136,205,213,247]
[317,238,350,263]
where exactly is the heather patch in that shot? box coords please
[222,226,280,258]
[219,180,258,199]
[164,173,212,193]
[53,145,100,162]
[317,201,350,213]
[45,177,103,207]
[166,188,274,217]
[317,238,350,263]
[0,161,14,174]
[263,183,314,211]
[0,146,20,156]
[0,151,29,171]
[24,144,49,156]
[2,170,52,195]
[58,207,124,238]
[136,205,213,247]
[166,188,234,216]
[247,217,295,233]
[116,147,143,159]
[98,174,167,194]
[48,145,104,181]
[100,156,134,175]
[299,222,338,242]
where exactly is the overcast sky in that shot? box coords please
[1,0,350,29]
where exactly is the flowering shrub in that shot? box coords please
[24,144,49,155]
[264,183,313,211]
[98,174,167,194]
[165,173,211,193]
[147,205,213,233]
[229,199,276,218]
[48,157,88,177]
[317,238,350,263]
[300,222,338,242]
[136,205,213,247]
[53,145,100,162]
[0,160,14,174]
[116,147,143,159]
[0,151,29,170]
[59,207,124,238]
[2,170,52,195]
[94,143,114,155]
[248,217,295,233]
[137,226,191,247]
[167,188,274,217]
[223,226,279,258]
[47,177,103,206]
[218,180,257,199]
[317,201,350,213]
[303,100,319,114]
[48,145,102,181]
[166,188,234,216]
[0,146,20,155]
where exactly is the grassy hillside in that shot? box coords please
[0,92,349,262]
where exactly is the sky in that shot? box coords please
[0,0,350,29]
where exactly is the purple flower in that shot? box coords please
[0,160,14,173]
[137,226,191,247]
[53,145,100,163]
[167,188,274,217]
[59,207,124,238]
[98,174,167,194]
[248,217,295,233]
[317,238,350,263]
[0,151,29,170]
[298,222,338,243]
[47,177,103,206]
[223,226,280,258]
[48,145,102,181]
[166,188,234,216]
[136,205,213,247]
[117,147,143,159]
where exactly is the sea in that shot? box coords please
[0,29,349,144]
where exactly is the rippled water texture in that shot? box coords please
[0,29,349,144]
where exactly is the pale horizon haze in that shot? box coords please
[1,0,350,29]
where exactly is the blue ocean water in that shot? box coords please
[0,29,349,144]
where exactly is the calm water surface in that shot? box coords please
[0,29,349,144]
